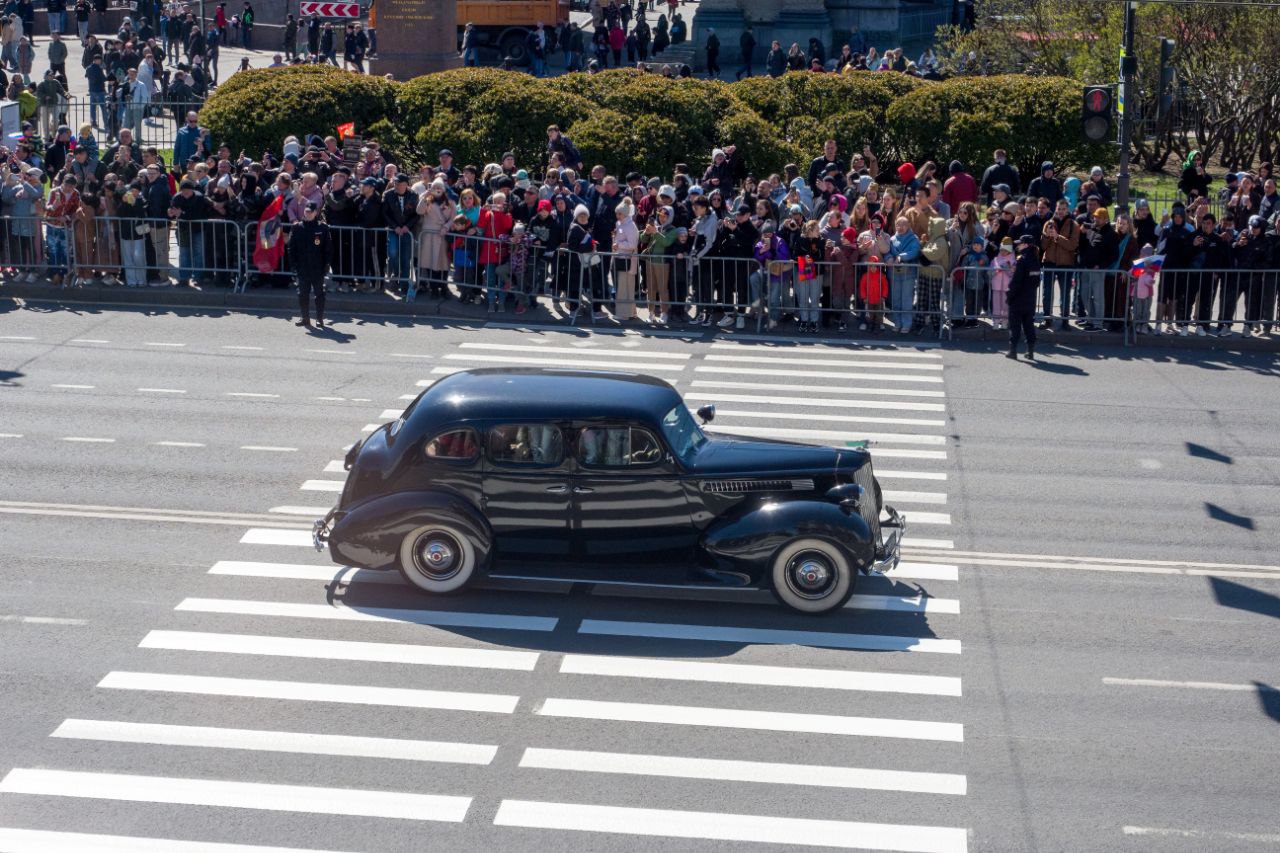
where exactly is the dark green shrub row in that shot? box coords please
[203,67,1115,181]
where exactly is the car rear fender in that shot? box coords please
[700,500,874,583]
[328,490,492,572]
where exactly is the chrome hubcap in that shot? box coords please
[413,532,461,580]
[785,550,838,600]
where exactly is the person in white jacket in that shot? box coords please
[611,196,640,321]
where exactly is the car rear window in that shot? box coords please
[488,424,564,466]
[424,429,479,462]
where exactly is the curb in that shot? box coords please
[4,281,1279,354]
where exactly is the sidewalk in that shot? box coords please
[4,277,1278,353]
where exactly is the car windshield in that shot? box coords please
[662,404,707,463]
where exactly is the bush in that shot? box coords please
[202,67,397,158]
[884,75,1115,178]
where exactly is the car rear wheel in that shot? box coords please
[770,538,855,614]
[396,522,477,594]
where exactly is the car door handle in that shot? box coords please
[572,486,594,495]
[545,485,569,494]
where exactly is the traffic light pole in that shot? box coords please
[1116,0,1137,214]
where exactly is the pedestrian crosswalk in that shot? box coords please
[0,329,968,852]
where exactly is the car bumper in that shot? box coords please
[868,505,906,574]
[313,507,343,551]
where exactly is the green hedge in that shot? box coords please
[203,67,1115,182]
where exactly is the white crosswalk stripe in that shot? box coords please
[3,334,969,850]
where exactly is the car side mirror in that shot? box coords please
[696,404,716,424]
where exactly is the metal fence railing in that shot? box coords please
[56,97,207,149]
[5,214,1279,344]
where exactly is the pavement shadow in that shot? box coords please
[1254,681,1280,723]
[1187,442,1233,464]
[1025,358,1089,375]
[0,369,24,386]
[1205,502,1256,531]
[1208,576,1280,620]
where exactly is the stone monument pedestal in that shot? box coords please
[369,0,460,80]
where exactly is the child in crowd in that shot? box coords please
[1131,243,1156,333]
[507,222,534,314]
[989,237,1015,330]
[74,123,98,167]
[859,255,889,332]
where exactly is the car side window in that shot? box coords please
[488,424,564,466]
[578,426,664,468]
[424,428,478,462]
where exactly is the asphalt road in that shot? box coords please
[1,303,1277,853]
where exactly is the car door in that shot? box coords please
[481,422,573,567]
[571,422,695,569]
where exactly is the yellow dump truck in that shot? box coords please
[456,0,572,63]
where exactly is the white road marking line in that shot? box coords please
[69,339,110,344]
[443,353,687,372]
[267,506,331,516]
[379,408,403,419]
[902,511,952,526]
[361,423,382,431]
[883,490,948,505]
[1103,677,1278,692]
[456,342,692,360]
[690,378,946,398]
[351,398,372,402]
[0,768,472,822]
[239,445,298,452]
[0,335,37,340]
[914,548,1280,574]
[61,436,115,443]
[519,748,966,796]
[53,719,498,765]
[51,383,95,389]
[0,614,87,626]
[559,655,962,697]
[705,407,946,428]
[537,698,964,742]
[209,560,397,584]
[175,597,559,632]
[137,387,186,394]
[710,340,943,358]
[850,592,958,613]
[99,671,518,715]
[240,529,314,547]
[683,392,947,412]
[153,441,205,447]
[878,469,948,481]
[323,459,346,473]
[903,537,955,549]
[893,562,960,582]
[222,345,265,351]
[1121,826,1280,844]
[703,353,944,371]
[484,321,694,338]
[0,827,355,853]
[579,619,960,655]
[711,424,946,446]
[696,365,943,383]
[711,333,942,350]
[299,479,344,492]
[305,349,358,355]
[430,367,465,375]
[905,553,1280,580]
[225,392,279,398]
[399,393,418,400]
[141,629,539,671]
[314,396,347,401]
[494,800,966,852]
[143,342,185,347]
[0,433,23,438]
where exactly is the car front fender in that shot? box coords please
[328,490,492,572]
[700,500,875,583]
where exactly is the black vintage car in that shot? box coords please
[314,368,905,614]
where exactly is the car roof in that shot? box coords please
[412,368,683,426]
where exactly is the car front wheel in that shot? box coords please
[396,522,478,594]
[770,538,855,614]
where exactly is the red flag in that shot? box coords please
[252,195,286,274]
[336,122,355,139]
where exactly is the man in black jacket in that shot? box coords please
[323,169,357,285]
[290,202,330,328]
[355,176,384,291]
[1007,234,1041,360]
[382,173,419,292]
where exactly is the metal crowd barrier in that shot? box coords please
[60,97,207,149]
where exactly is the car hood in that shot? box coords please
[687,432,867,477]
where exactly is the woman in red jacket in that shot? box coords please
[477,192,513,312]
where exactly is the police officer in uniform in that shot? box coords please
[290,201,331,329]
[1006,233,1041,361]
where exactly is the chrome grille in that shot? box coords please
[701,479,815,494]
[852,461,882,545]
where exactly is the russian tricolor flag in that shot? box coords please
[1131,254,1164,277]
